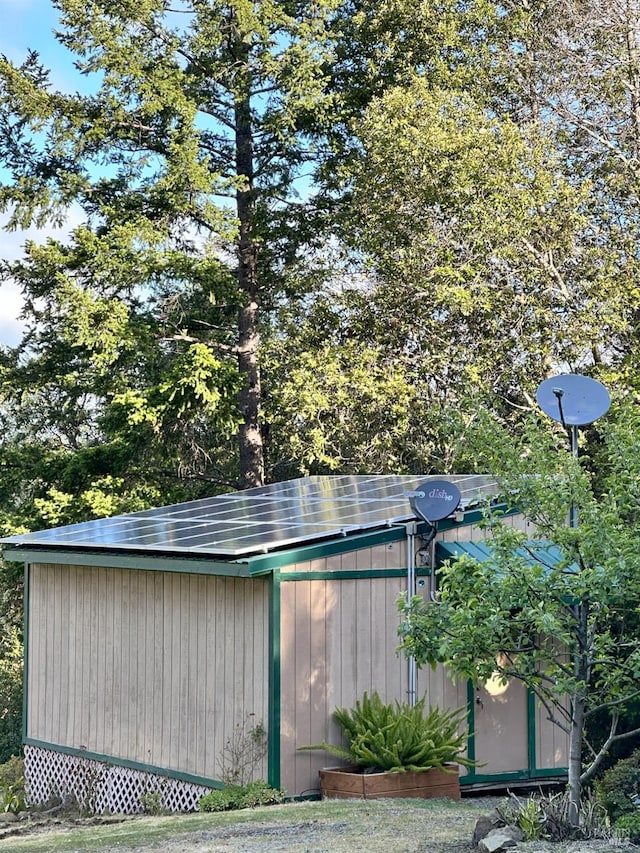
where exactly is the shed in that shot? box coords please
[1,475,568,812]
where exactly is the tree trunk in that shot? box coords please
[568,599,590,827]
[234,47,264,490]
[567,691,585,828]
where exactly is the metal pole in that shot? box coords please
[406,521,418,707]
[554,387,579,528]
[570,425,579,528]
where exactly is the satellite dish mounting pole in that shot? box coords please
[538,374,611,529]
[405,521,418,708]
[570,424,579,528]
[405,480,463,708]
[569,425,579,528]
[552,386,579,526]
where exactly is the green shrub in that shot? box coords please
[497,789,610,843]
[0,628,23,764]
[301,691,474,772]
[139,790,164,815]
[198,787,243,812]
[198,780,285,813]
[596,748,640,821]
[615,811,640,843]
[0,755,23,788]
[0,755,25,814]
[515,798,547,841]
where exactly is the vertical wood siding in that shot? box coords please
[439,512,535,543]
[473,677,528,773]
[279,536,472,798]
[27,564,269,782]
[279,574,410,797]
[278,521,566,798]
[279,574,472,797]
[536,698,568,771]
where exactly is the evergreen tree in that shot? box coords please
[0,0,338,492]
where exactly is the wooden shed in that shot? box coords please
[1,475,568,812]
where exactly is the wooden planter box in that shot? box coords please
[319,764,461,800]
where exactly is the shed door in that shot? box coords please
[473,675,529,773]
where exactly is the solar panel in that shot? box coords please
[1,474,499,558]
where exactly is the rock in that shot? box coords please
[0,812,17,823]
[473,815,500,845]
[478,826,524,852]
[506,826,524,843]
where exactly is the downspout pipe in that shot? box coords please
[405,520,437,707]
[406,521,418,708]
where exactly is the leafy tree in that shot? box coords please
[0,227,242,524]
[317,0,640,426]
[263,291,483,477]
[0,0,338,491]
[0,557,22,762]
[399,398,640,826]
[265,337,416,477]
[292,73,594,465]
[465,0,640,383]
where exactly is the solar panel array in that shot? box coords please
[1,474,499,558]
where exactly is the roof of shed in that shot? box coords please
[436,539,568,569]
[1,474,500,560]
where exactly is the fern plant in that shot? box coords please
[301,691,474,773]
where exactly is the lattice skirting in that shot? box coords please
[24,745,214,814]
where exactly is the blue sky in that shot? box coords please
[2,0,55,52]
[1,1,72,78]
[0,1,81,346]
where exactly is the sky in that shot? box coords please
[0,0,80,347]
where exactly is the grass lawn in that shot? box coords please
[2,796,632,852]
[1,797,491,852]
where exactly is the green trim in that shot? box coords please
[3,548,251,577]
[24,739,225,790]
[268,569,282,790]
[436,504,515,532]
[246,506,517,574]
[527,689,537,773]
[278,568,426,582]
[22,564,29,745]
[461,767,568,786]
[245,527,408,573]
[465,681,476,779]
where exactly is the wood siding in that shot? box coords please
[289,540,405,573]
[473,676,528,773]
[536,697,569,771]
[439,512,535,543]
[278,539,469,798]
[280,574,410,797]
[27,564,269,782]
[278,521,566,798]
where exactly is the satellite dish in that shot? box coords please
[409,480,462,523]
[536,374,611,427]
